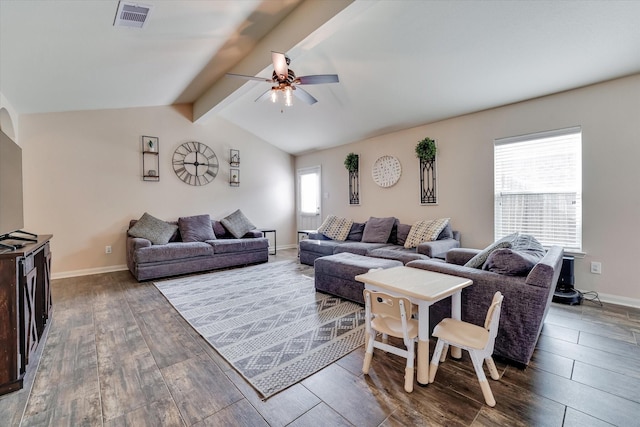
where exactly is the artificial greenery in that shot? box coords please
[415,137,437,161]
[344,152,359,172]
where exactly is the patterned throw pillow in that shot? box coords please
[128,212,178,245]
[317,215,353,241]
[464,232,519,269]
[404,218,450,248]
[220,209,256,238]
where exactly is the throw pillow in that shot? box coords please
[212,220,228,238]
[436,222,454,240]
[361,217,396,243]
[464,232,519,269]
[178,214,216,242]
[128,212,178,245]
[404,218,450,248]
[396,223,412,247]
[387,218,401,244]
[220,209,256,239]
[317,215,353,241]
[483,248,545,276]
[347,222,366,241]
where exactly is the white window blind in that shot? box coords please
[494,127,582,252]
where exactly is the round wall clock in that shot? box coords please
[172,141,219,186]
[372,155,402,187]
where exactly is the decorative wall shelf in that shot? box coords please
[230,149,240,167]
[142,136,159,182]
[230,168,240,187]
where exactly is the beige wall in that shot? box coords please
[19,105,296,277]
[296,74,640,306]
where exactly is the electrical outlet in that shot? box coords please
[105,245,112,254]
[590,261,601,274]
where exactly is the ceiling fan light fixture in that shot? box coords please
[284,87,293,107]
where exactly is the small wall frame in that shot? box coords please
[230,149,240,167]
[230,168,240,187]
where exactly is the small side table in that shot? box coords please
[259,229,276,255]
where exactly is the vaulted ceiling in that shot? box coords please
[2,0,640,155]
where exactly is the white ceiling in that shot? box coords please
[2,0,640,155]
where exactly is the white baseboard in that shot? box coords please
[580,290,640,309]
[275,244,297,251]
[52,264,128,280]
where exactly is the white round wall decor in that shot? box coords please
[372,155,402,187]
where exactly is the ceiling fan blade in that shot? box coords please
[271,51,288,81]
[293,87,318,105]
[226,73,273,83]
[254,88,274,103]
[296,74,339,85]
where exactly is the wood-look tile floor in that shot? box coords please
[2,248,640,426]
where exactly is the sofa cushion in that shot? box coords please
[396,223,412,246]
[484,234,546,275]
[333,241,392,256]
[464,232,518,269]
[178,214,215,242]
[437,222,454,240]
[128,212,178,245]
[208,238,268,254]
[362,216,396,243]
[221,209,256,238]
[317,215,353,241]
[213,220,228,238]
[347,222,366,241]
[404,218,450,248]
[134,241,213,263]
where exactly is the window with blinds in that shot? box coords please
[494,127,582,252]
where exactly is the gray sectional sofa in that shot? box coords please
[299,218,461,266]
[126,213,268,281]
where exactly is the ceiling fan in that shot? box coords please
[226,51,339,106]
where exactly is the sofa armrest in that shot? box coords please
[416,238,460,259]
[245,230,264,238]
[445,248,480,265]
[308,232,329,240]
[128,236,152,250]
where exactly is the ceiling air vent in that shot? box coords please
[113,1,153,29]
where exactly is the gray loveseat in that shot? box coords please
[126,213,268,281]
[300,218,461,266]
[406,245,564,367]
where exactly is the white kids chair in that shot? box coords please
[362,289,418,392]
[428,291,504,406]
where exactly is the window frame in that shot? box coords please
[494,126,583,253]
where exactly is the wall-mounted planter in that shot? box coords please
[416,138,437,204]
[344,152,360,205]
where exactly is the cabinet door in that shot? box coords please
[35,243,52,336]
[20,256,38,370]
[0,258,20,391]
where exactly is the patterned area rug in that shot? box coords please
[154,260,365,399]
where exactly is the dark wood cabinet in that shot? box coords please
[0,235,52,396]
